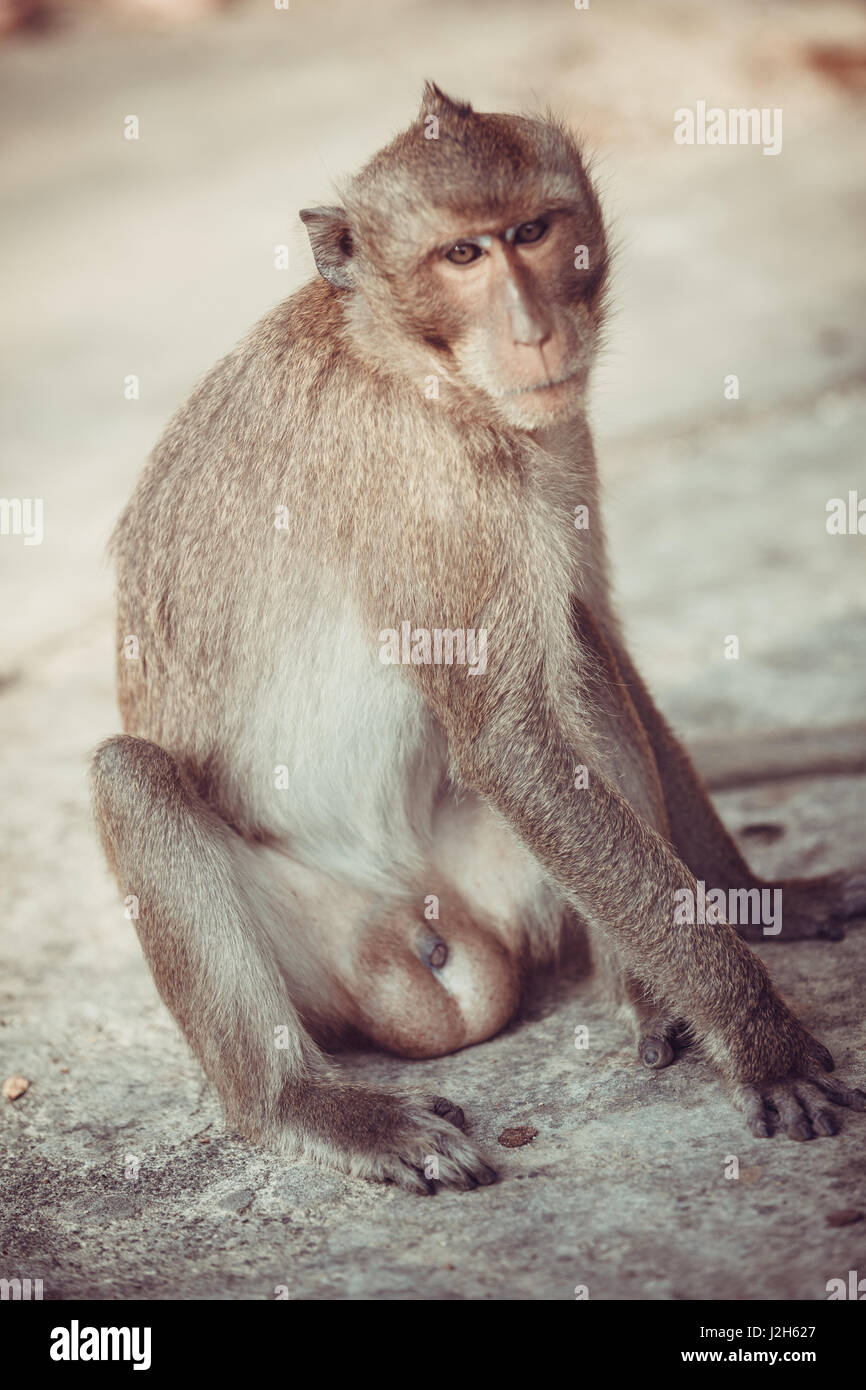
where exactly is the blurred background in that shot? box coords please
[2,0,865,724]
[1,0,865,1302]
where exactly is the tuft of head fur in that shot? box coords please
[418,80,474,120]
[341,84,601,258]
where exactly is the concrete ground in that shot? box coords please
[1,0,864,1300]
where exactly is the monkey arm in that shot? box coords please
[387,525,861,1137]
[444,675,866,1133]
[404,611,805,1074]
[455,688,781,1054]
[371,469,831,1079]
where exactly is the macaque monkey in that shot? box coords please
[91,84,866,1192]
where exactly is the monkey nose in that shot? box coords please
[509,312,551,348]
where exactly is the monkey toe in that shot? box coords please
[785,1117,814,1142]
[639,1034,676,1069]
[393,1160,438,1196]
[811,1110,839,1137]
[637,1016,684,1070]
[431,1095,466,1130]
[749,1111,772,1140]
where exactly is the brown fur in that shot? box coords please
[91,85,866,1191]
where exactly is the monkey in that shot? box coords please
[91,83,866,1193]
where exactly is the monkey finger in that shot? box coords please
[807,1075,866,1111]
[793,1085,839,1136]
[767,1087,813,1141]
[732,1085,772,1138]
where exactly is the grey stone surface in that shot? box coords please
[1,0,865,1300]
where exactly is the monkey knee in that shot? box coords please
[93,734,162,788]
[90,736,204,871]
[91,736,191,812]
[91,735,134,785]
[356,920,519,1059]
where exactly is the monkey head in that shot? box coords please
[300,82,609,432]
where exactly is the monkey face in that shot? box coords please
[301,85,608,433]
[421,205,604,430]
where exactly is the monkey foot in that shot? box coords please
[431,1095,466,1130]
[739,870,866,943]
[365,1094,498,1194]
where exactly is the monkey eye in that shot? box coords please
[445,242,483,265]
[514,219,548,245]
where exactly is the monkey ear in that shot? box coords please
[299,206,355,290]
[419,81,474,120]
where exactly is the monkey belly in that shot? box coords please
[353,901,521,1059]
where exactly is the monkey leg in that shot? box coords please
[90,735,496,1193]
[734,872,866,943]
[351,896,521,1059]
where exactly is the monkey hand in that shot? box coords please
[726,1003,866,1140]
[736,870,866,942]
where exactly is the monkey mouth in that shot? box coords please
[500,368,584,398]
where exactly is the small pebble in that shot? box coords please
[825,1209,863,1228]
[2,1076,30,1102]
[497,1125,538,1148]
